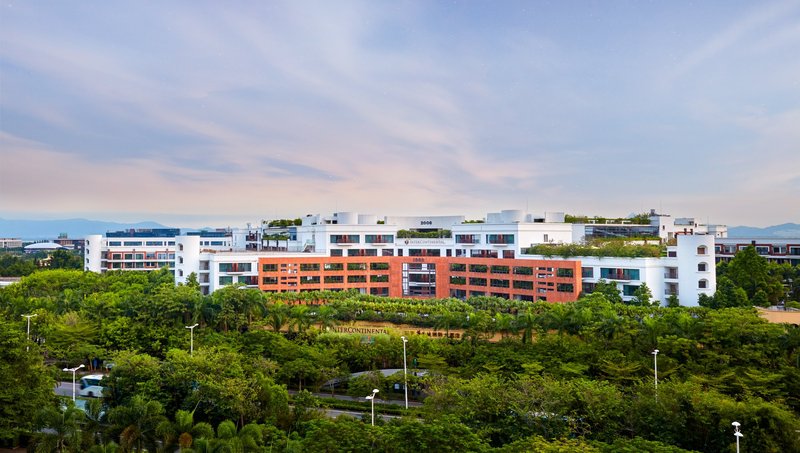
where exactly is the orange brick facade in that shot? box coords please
[258,256,581,302]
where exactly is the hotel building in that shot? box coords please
[85,210,721,306]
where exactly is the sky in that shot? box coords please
[1,1,799,228]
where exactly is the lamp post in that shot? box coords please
[652,349,659,400]
[365,388,379,426]
[62,364,85,401]
[22,314,37,352]
[732,421,743,453]
[401,336,409,409]
[186,323,199,356]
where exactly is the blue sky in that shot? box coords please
[1,1,798,228]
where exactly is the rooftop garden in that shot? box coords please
[565,212,652,225]
[524,239,665,258]
[397,229,452,239]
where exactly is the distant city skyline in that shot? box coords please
[2,1,799,228]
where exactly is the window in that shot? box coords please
[490,279,510,288]
[469,277,487,286]
[365,234,394,243]
[330,249,343,257]
[330,234,360,244]
[347,262,367,271]
[600,268,640,281]
[219,276,233,285]
[324,275,344,284]
[556,283,574,293]
[239,276,258,285]
[487,234,515,245]
[513,280,533,290]
[469,264,488,273]
[450,276,466,285]
[556,268,574,278]
[179,244,184,251]
[490,265,510,274]
[262,263,278,272]
[581,267,594,278]
[451,263,467,272]
[371,275,389,283]
[123,241,142,246]
[697,262,707,272]
[219,263,251,272]
[697,245,707,255]
[513,266,533,275]
[348,248,377,256]
[370,262,390,270]
[146,241,163,246]
[455,234,480,244]
[698,279,708,289]
[300,263,320,271]
[324,263,344,271]
[347,275,367,283]
[300,276,320,285]
[262,277,278,285]
[108,241,121,246]
[622,285,638,296]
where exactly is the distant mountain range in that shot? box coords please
[0,218,171,241]
[727,223,800,239]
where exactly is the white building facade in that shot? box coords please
[84,210,720,305]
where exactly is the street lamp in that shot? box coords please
[732,421,743,453]
[652,349,659,400]
[365,388,379,426]
[401,336,409,409]
[22,314,37,352]
[186,323,199,356]
[62,364,85,401]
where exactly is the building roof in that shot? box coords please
[24,242,65,250]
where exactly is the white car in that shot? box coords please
[78,374,105,398]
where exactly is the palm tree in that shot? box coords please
[266,303,290,332]
[82,398,107,449]
[155,409,214,452]
[108,395,167,452]
[289,305,313,333]
[315,305,339,331]
[515,308,538,344]
[33,404,83,453]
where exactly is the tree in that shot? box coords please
[48,249,83,270]
[32,404,84,453]
[593,280,623,304]
[725,245,784,303]
[709,277,749,308]
[630,283,654,307]
[107,395,168,453]
[0,318,57,446]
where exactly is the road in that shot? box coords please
[55,381,78,398]
[57,383,418,420]
[288,389,423,407]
